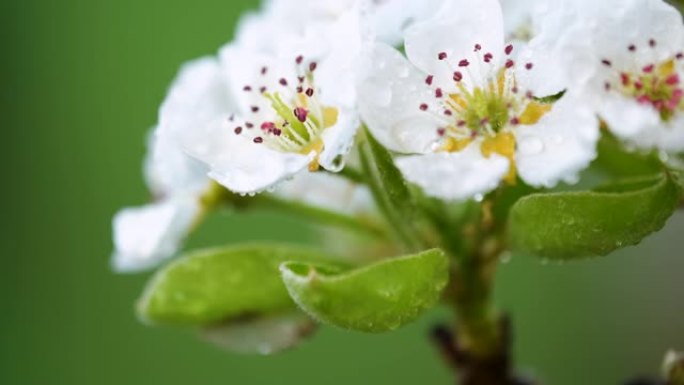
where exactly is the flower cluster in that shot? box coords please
[112,0,684,271]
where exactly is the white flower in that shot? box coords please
[536,0,684,152]
[173,6,365,195]
[113,56,232,272]
[245,0,444,48]
[357,0,599,201]
[112,133,212,273]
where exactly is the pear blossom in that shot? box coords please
[111,133,212,272]
[358,0,598,201]
[535,0,684,152]
[170,6,364,195]
[113,56,235,272]
[241,0,444,48]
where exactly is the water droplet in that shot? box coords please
[499,251,513,264]
[474,194,484,202]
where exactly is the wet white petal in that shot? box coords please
[396,144,510,201]
[600,93,661,139]
[186,120,314,194]
[274,172,373,215]
[158,57,235,146]
[319,108,360,172]
[515,96,599,188]
[144,131,210,199]
[404,0,505,92]
[358,43,442,154]
[112,198,200,273]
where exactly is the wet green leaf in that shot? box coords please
[508,174,681,260]
[137,244,338,326]
[358,127,424,250]
[280,249,449,333]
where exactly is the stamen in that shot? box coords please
[309,62,318,72]
[435,88,443,98]
[279,78,288,86]
[484,53,493,63]
[305,88,314,97]
[419,103,429,111]
[295,55,304,64]
[649,39,657,48]
[251,106,260,113]
[425,75,434,85]
[253,137,264,144]
[505,44,514,55]
[601,59,612,67]
[261,66,268,75]
[474,44,482,52]
[243,85,252,92]
[438,52,448,60]
[458,59,470,67]
[234,126,243,135]
[453,71,463,82]
[525,62,533,70]
[505,59,515,69]
[294,107,308,122]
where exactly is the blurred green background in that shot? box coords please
[2,1,683,384]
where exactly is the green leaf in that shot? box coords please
[280,249,449,333]
[358,127,424,250]
[137,244,339,326]
[508,174,681,260]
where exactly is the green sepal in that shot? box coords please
[508,174,680,260]
[280,249,449,333]
[358,127,424,250]
[137,244,341,326]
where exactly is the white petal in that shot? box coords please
[144,131,210,198]
[111,198,200,273]
[184,119,313,194]
[653,114,684,152]
[371,0,444,47]
[396,144,510,201]
[404,0,505,92]
[274,172,373,215]
[515,39,570,97]
[158,57,234,146]
[218,43,288,122]
[515,96,599,188]
[357,43,443,154]
[318,108,360,172]
[600,93,661,140]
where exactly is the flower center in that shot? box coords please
[230,56,339,171]
[602,39,684,122]
[418,43,553,183]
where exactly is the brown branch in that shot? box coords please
[430,315,536,385]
